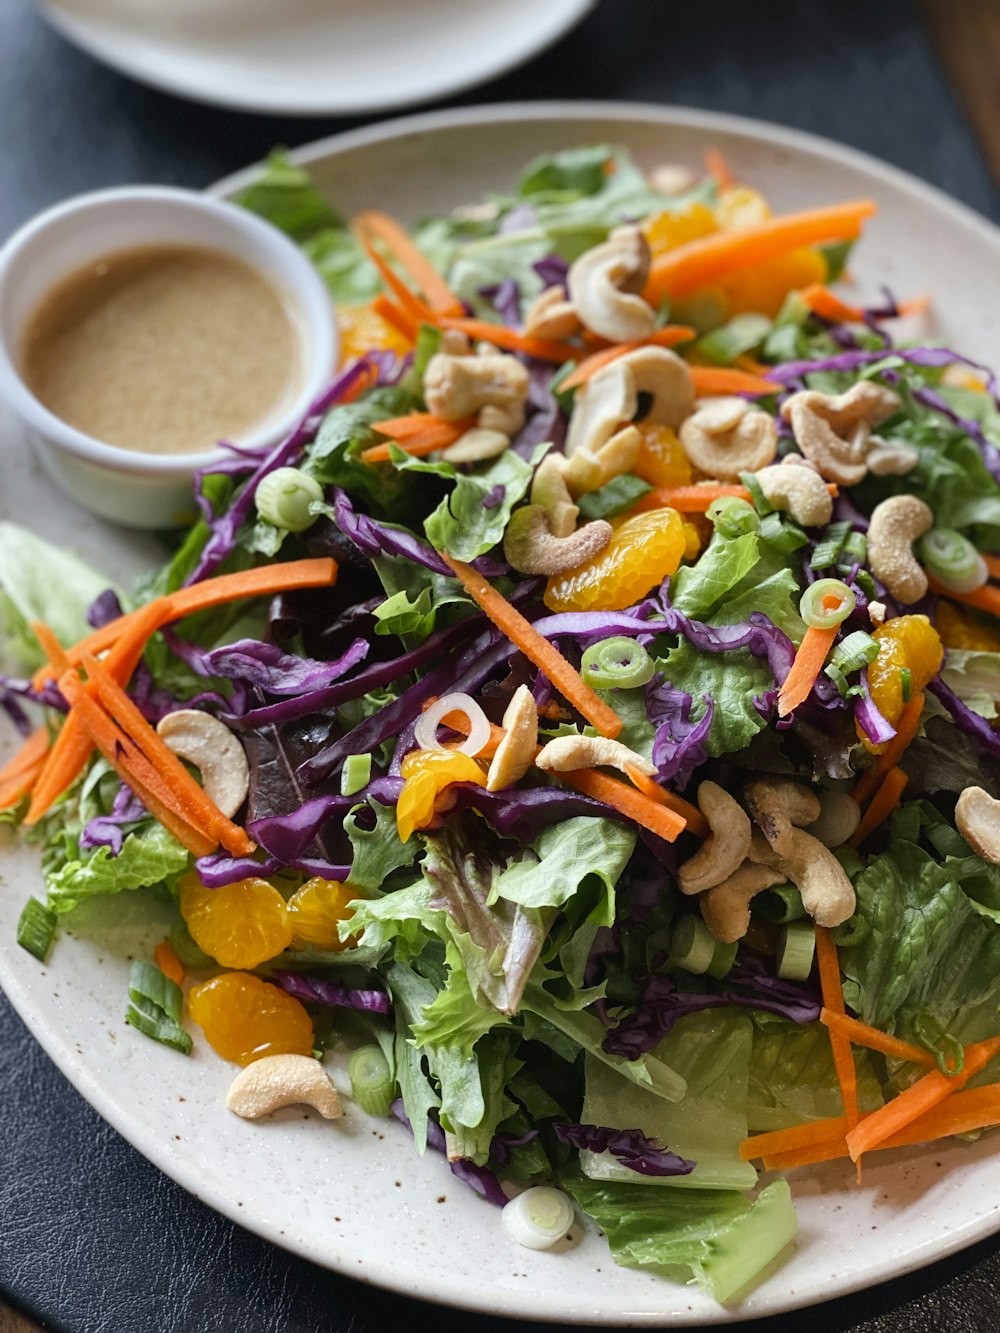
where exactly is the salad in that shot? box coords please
[5,142,1000,1305]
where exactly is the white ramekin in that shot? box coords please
[0,186,337,529]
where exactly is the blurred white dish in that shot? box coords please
[37,0,596,116]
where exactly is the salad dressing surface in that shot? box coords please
[20,243,302,455]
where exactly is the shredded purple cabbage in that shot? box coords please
[391,1100,507,1206]
[86,589,124,629]
[645,676,713,788]
[193,637,368,696]
[482,485,505,511]
[195,849,351,887]
[929,675,1000,759]
[479,279,521,329]
[511,364,566,457]
[533,254,569,289]
[854,670,897,745]
[0,687,32,736]
[249,782,402,862]
[80,783,146,855]
[331,489,506,579]
[488,1128,539,1168]
[271,970,390,1015]
[552,1123,695,1177]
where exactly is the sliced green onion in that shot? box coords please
[819,239,854,283]
[125,961,192,1055]
[169,922,214,970]
[548,360,579,399]
[828,630,879,674]
[763,322,808,364]
[705,939,738,980]
[759,512,808,552]
[776,921,816,981]
[502,1187,575,1250]
[772,290,811,329]
[844,566,877,599]
[580,637,655,690]
[577,474,652,520]
[900,666,912,704]
[668,915,717,974]
[348,1044,395,1116]
[841,531,868,567]
[799,578,855,629]
[830,913,870,949]
[756,886,807,924]
[695,313,772,366]
[824,664,852,698]
[341,753,372,796]
[918,528,988,594]
[912,1013,964,1078]
[706,496,760,539]
[255,467,325,532]
[16,896,57,962]
[739,470,772,515]
[810,521,852,570]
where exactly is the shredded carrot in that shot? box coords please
[760,1137,852,1172]
[0,728,50,810]
[705,147,734,191]
[632,483,752,514]
[688,366,778,397]
[732,354,772,377]
[800,284,929,324]
[34,559,338,687]
[559,767,687,842]
[623,763,709,838]
[741,1115,848,1163]
[439,317,580,364]
[154,940,186,987]
[357,236,437,325]
[353,210,462,317]
[369,413,460,440]
[821,1008,936,1069]
[441,555,622,740]
[338,360,377,404]
[559,327,698,389]
[846,1034,1000,1162]
[30,621,70,675]
[79,654,254,858]
[645,199,878,303]
[815,926,859,1130]
[360,429,466,464]
[929,577,1000,619]
[421,697,507,759]
[851,693,924,806]
[777,624,839,717]
[849,766,909,846]
[371,294,418,343]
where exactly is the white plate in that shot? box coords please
[3,103,1000,1325]
[36,0,595,117]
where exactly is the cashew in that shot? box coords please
[226,1054,343,1120]
[769,827,856,928]
[567,225,657,343]
[486,685,539,791]
[441,328,471,355]
[782,382,901,485]
[868,600,887,627]
[564,426,642,498]
[744,778,821,857]
[156,710,249,818]
[440,427,510,464]
[424,349,530,436]
[618,346,695,430]
[805,789,862,848]
[701,862,788,943]
[535,734,657,778]
[530,453,578,538]
[866,495,933,604]
[649,163,696,195]
[565,361,637,458]
[679,403,778,482]
[522,285,580,341]
[754,459,833,527]
[865,435,919,477]
[956,786,1000,863]
[503,505,612,576]
[677,781,752,895]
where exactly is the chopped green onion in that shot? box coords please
[695,313,772,366]
[169,922,214,970]
[706,496,760,539]
[755,886,807,924]
[577,474,651,520]
[548,360,578,399]
[125,961,192,1055]
[772,290,811,329]
[580,637,655,690]
[828,630,879,674]
[16,896,57,962]
[705,939,738,980]
[912,1013,964,1078]
[810,521,852,570]
[824,664,852,698]
[819,239,854,283]
[255,467,325,532]
[502,1187,575,1250]
[348,1044,395,1116]
[668,915,717,974]
[739,470,772,515]
[918,528,988,594]
[776,921,816,981]
[841,531,868,566]
[763,322,808,364]
[799,578,855,629]
[830,913,870,948]
[900,666,912,703]
[842,566,876,599]
[341,753,372,796]
[759,512,808,552]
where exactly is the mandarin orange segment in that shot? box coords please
[396,749,485,842]
[336,301,411,363]
[632,424,692,489]
[862,614,944,752]
[642,202,718,257]
[713,186,772,231]
[543,508,687,613]
[287,877,357,951]
[936,600,1000,652]
[179,873,293,970]
[188,972,314,1066]
[719,247,827,318]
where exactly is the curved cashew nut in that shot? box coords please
[156,710,249,818]
[754,459,833,527]
[566,361,638,458]
[530,454,579,538]
[770,827,856,928]
[956,786,1000,862]
[535,734,657,779]
[564,426,642,498]
[677,781,752,895]
[503,505,612,576]
[226,1054,343,1120]
[867,495,933,604]
[701,862,788,943]
[743,777,821,858]
[567,225,657,343]
[424,349,530,436]
[782,382,901,485]
[865,435,919,477]
[440,427,510,464]
[679,402,778,482]
[805,789,862,848]
[617,346,695,430]
[523,285,580,341]
[486,685,539,792]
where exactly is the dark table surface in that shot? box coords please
[2,2,1000,1330]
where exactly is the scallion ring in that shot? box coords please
[347,1045,396,1117]
[799,578,855,630]
[580,637,654,690]
[918,527,988,594]
[502,1187,576,1250]
[255,466,325,532]
[706,496,760,539]
[413,692,492,756]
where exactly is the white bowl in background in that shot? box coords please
[0,186,336,528]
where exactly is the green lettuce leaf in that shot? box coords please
[489,817,633,924]
[236,150,342,241]
[344,798,418,892]
[748,1018,882,1131]
[424,444,546,561]
[668,531,760,621]
[659,637,772,758]
[45,823,190,916]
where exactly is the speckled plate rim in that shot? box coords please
[3,100,1000,1326]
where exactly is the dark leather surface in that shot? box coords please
[2,1,1000,1329]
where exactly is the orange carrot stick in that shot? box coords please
[624,763,709,837]
[850,767,909,846]
[777,624,840,717]
[740,1115,849,1162]
[815,926,859,1130]
[705,147,734,191]
[356,235,438,326]
[632,483,753,514]
[646,199,878,302]
[154,940,186,986]
[369,413,466,440]
[354,210,463,317]
[360,430,466,464]
[820,1008,936,1069]
[928,577,1000,619]
[559,327,698,389]
[800,284,928,324]
[30,621,70,675]
[441,554,622,740]
[688,366,778,397]
[0,728,50,810]
[558,767,687,842]
[439,317,580,365]
[850,693,924,806]
[845,1034,1000,1162]
[371,294,419,342]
